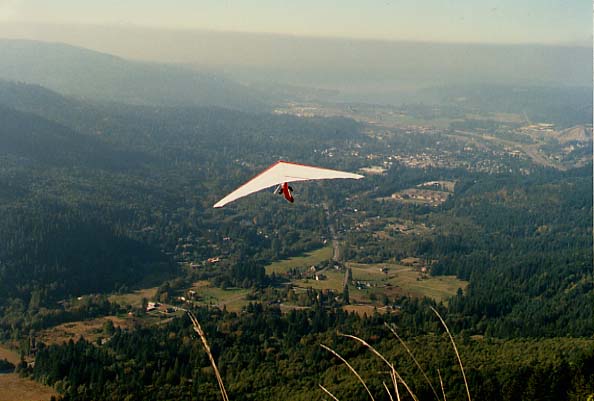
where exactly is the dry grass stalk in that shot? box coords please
[437,368,447,401]
[320,344,375,401]
[390,370,401,401]
[187,311,230,401]
[319,384,341,401]
[430,306,471,401]
[339,333,419,401]
[386,323,441,401]
[383,382,395,401]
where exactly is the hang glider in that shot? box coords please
[213,160,364,208]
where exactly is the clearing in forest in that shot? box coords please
[291,270,345,292]
[0,343,20,365]
[348,262,468,304]
[108,286,159,308]
[0,341,57,401]
[188,281,250,312]
[265,246,333,275]
[36,316,137,345]
[0,374,57,401]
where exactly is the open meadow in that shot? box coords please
[0,374,58,401]
[349,262,468,304]
[189,281,250,312]
[36,316,136,345]
[108,286,159,308]
[0,344,57,401]
[0,343,20,365]
[265,246,333,275]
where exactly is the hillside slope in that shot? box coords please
[0,39,265,111]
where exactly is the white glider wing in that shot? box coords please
[213,160,364,208]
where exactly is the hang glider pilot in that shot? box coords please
[277,182,294,203]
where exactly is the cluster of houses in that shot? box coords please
[520,123,555,134]
[146,301,176,314]
[352,280,377,291]
[308,265,327,281]
[391,188,450,206]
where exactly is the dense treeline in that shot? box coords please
[27,306,594,401]
[429,165,593,337]
[0,203,170,307]
[0,358,15,373]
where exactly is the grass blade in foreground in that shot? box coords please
[430,306,471,401]
[386,323,440,401]
[383,382,395,401]
[319,384,341,401]
[438,369,447,401]
[188,311,230,401]
[320,343,375,401]
[339,333,419,401]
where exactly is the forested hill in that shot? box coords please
[0,80,363,162]
[432,165,593,337]
[0,104,174,310]
[0,203,170,309]
[0,104,147,170]
[0,39,265,111]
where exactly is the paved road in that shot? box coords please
[322,202,340,262]
[321,201,352,289]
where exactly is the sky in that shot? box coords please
[0,0,591,45]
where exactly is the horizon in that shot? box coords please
[0,0,591,46]
[1,20,592,51]
[2,22,593,49]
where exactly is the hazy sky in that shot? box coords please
[0,0,591,44]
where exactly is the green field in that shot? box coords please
[189,281,250,312]
[292,270,345,292]
[349,262,468,303]
[108,287,158,307]
[265,246,333,275]
[285,260,467,308]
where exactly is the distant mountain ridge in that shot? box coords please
[423,84,593,128]
[0,39,265,111]
[0,80,90,121]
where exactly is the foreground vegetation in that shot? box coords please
[23,306,594,401]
